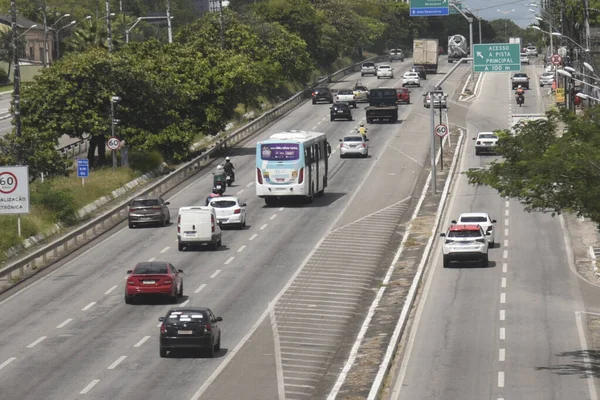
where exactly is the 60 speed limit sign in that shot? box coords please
[435,124,448,138]
[107,136,121,150]
[0,166,30,214]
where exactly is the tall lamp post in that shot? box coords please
[55,21,76,59]
[125,16,171,43]
[110,96,121,171]
[497,9,515,41]
[44,13,71,66]
[10,0,21,153]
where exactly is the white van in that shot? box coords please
[177,206,222,251]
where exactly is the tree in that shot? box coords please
[465,108,600,228]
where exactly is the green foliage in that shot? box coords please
[128,149,164,174]
[465,108,600,228]
[30,183,78,225]
[0,67,9,84]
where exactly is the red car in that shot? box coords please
[125,261,183,304]
[396,88,410,104]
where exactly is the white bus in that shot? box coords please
[256,130,331,205]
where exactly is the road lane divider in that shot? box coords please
[133,336,150,348]
[249,234,258,241]
[260,224,268,230]
[26,336,47,348]
[104,285,118,295]
[194,284,207,294]
[0,357,16,371]
[209,270,221,279]
[81,302,96,311]
[56,318,73,328]
[224,257,235,265]
[107,356,127,370]
[79,379,100,394]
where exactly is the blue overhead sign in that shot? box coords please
[410,0,449,16]
[77,159,89,178]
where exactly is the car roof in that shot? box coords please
[166,307,210,314]
[477,132,496,136]
[210,196,238,202]
[449,224,482,232]
[135,261,169,268]
[379,64,391,67]
[458,212,489,218]
[343,135,365,140]
[132,196,160,201]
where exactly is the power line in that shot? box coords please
[472,0,531,13]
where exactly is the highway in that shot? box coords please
[0,57,471,400]
[389,62,600,399]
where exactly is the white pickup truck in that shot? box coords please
[335,89,357,108]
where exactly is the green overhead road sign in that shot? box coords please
[449,2,463,14]
[410,0,449,16]
[473,43,521,73]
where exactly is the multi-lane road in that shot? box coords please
[388,61,600,399]
[0,56,474,400]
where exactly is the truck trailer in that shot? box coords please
[366,88,398,123]
[413,39,439,74]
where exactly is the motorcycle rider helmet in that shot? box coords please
[225,157,230,161]
[360,123,364,127]
[216,164,224,170]
[518,85,522,89]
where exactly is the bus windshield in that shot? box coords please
[260,143,300,161]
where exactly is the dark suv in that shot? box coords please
[411,65,427,80]
[330,102,352,121]
[128,196,171,228]
[312,87,334,104]
[159,307,223,358]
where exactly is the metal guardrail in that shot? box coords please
[0,55,387,286]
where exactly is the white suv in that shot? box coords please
[377,64,394,79]
[451,213,497,245]
[440,224,489,268]
[473,132,498,155]
[402,72,420,87]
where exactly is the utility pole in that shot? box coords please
[106,0,113,52]
[41,7,48,67]
[10,0,22,157]
[166,0,173,43]
[218,0,224,49]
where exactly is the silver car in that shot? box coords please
[423,92,448,108]
[339,135,368,158]
[539,72,555,87]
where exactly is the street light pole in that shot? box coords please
[10,0,21,155]
[166,0,173,43]
[106,0,113,52]
[110,96,121,171]
[56,21,76,59]
[125,16,171,44]
[40,8,48,67]
[497,9,515,41]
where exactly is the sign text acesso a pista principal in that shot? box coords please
[486,51,515,65]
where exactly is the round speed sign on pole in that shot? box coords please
[435,124,448,138]
[107,136,121,151]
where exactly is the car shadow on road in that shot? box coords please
[262,191,346,209]
[445,260,497,269]
[132,295,190,306]
[181,245,230,252]
[536,350,600,378]
[167,348,229,359]
[220,224,251,231]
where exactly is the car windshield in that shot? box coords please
[166,310,206,322]
[134,264,168,275]
[210,200,237,208]
[542,73,554,77]
[344,136,363,142]
[338,89,353,94]
[132,199,159,207]
[355,86,367,91]
[379,66,391,70]
[459,216,488,223]
[363,63,375,67]
[404,73,417,77]
[514,74,527,77]
[448,230,482,238]
[315,88,330,93]
[478,134,497,139]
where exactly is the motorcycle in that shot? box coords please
[225,170,235,187]
[516,94,524,107]
[214,181,225,195]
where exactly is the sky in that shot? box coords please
[457,0,538,28]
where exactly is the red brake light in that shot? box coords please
[205,323,212,332]
[234,208,241,214]
[298,168,304,184]
[476,141,481,145]
[340,143,343,148]
[177,215,181,233]
[127,279,135,285]
[160,324,166,333]
[164,280,172,285]
[211,215,215,232]
[129,208,134,212]
[362,143,366,148]
[257,168,263,184]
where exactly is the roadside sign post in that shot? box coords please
[435,116,448,170]
[449,1,463,14]
[77,158,89,186]
[410,0,449,16]
[0,166,30,237]
[107,136,121,172]
[472,43,521,73]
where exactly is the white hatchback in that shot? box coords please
[208,196,247,229]
[402,72,420,87]
[377,64,394,79]
[452,212,497,245]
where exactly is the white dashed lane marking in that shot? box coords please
[503,250,508,259]
[249,234,258,241]
[505,200,510,208]
[270,214,277,220]
[160,246,170,254]
[504,219,509,226]
[237,245,246,253]
[81,302,96,311]
[503,240,508,247]
[500,310,506,321]
[107,356,127,370]
[502,263,507,273]
[499,348,506,362]
[500,293,506,304]
[504,228,509,236]
[236,189,244,195]
[0,357,16,371]
[501,277,507,288]
[260,224,268,230]
[279,207,284,211]
[79,379,100,394]
[504,209,509,216]
[148,257,156,262]
[57,318,73,329]
[179,299,190,307]
[498,371,505,387]
[246,182,254,188]
[194,284,207,293]
[26,336,47,348]
[224,257,235,265]
[104,285,118,295]
[210,270,221,279]
[133,336,150,347]
[500,327,506,340]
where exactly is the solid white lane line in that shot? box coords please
[104,285,118,295]
[179,299,190,307]
[504,219,509,226]
[504,228,509,236]
[107,355,127,370]
[270,214,278,220]
[224,257,235,265]
[504,240,508,247]
[575,311,600,400]
[500,293,506,304]
[502,263,508,273]
[79,379,100,394]
[81,302,96,311]
[498,371,505,387]
[236,189,244,195]
[133,336,150,348]
[501,277,507,288]
[246,182,254,187]
[148,257,156,262]
[194,284,207,294]
[210,270,221,279]
[500,310,506,321]
[279,207,284,211]
[27,336,47,348]
[503,250,508,259]
[57,318,73,328]
[249,234,258,241]
[237,245,246,253]
[505,209,509,217]
[505,200,510,208]
[500,327,506,340]
[0,357,16,371]
[160,246,170,254]
[260,224,268,230]
[499,348,506,362]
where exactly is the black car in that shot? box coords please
[159,307,223,358]
[312,87,334,104]
[411,65,427,80]
[128,196,171,228]
[330,102,352,121]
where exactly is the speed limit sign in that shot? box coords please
[0,166,30,214]
[435,124,448,137]
[0,171,17,194]
[107,136,121,150]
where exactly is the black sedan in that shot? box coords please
[330,102,352,121]
[159,307,223,358]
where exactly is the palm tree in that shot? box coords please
[65,19,109,52]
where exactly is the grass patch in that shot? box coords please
[0,84,12,93]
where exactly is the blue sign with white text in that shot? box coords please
[410,0,449,16]
[77,159,89,178]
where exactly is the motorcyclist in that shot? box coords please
[223,156,235,182]
[515,85,525,104]
[205,187,222,206]
[358,123,368,139]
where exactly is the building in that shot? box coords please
[193,0,229,15]
[0,14,50,64]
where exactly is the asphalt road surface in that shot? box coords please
[0,57,468,400]
[389,63,600,400]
